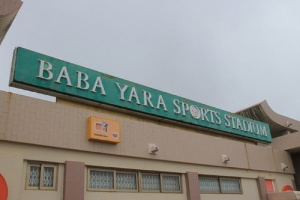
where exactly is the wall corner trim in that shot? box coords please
[257,176,268,200]
[186,172,201,200]
[63,161,85,200]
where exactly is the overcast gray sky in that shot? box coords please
[1,0,300,120]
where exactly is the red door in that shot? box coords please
[0,174,8,200]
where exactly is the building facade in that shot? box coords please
[1,2,300,200]
[0,89,297,200]
[0,90,297,200]
[1,47,299,200]
[237,100,300,197]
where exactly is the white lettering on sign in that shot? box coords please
[156,95,168,111]
[224,114,267,136]
[115,82,168,111]
[173,99,181,114]
[37,60,53,80]
[143,90,154,108]
[55,66,72,86]
[91,77,106,95]
[173,99,268,137]
[35,59,268,139]
[181,102,189,116]
[128,87,141,104]
[115,83,128,101]
[76,71,89,90]
[37,59,106,95]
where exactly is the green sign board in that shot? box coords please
[10,47,272,143]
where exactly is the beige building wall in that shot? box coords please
[0,141,295,200]
[20,162,64,200]
[0,91,295,174]
[271,133,300,151]
[0,142,64,200]
[0,152,23,200]
[84,168,187,200]
[201,178,260,200]
[0,90,296,200]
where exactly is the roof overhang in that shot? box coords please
[0,0,23,45]
[236,100,300,138]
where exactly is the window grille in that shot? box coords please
[199,176,242,194]
[220,178,241,193]
[141,173,160,191]
[87,168,182,193]
[42,167,54,187]
[162,175,181,192]
[199,177,220,193]
[88,169,138,191]
[89,170,114,189]
[26,163,57,190]
[28,165,41,187]
[116,172,137,190]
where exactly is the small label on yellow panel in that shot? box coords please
[88,116,121,143]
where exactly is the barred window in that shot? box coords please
[116,172,137,190]
[88,168,182,193]
[199,177,220,193]
[220,178,241,193]
[141,173,160,191]
[140,173,181,193]
[89,170,114,190]
[162,174,181,192]
[199,176,242,194]
[88,168,138,192]
[26,163,58,190]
